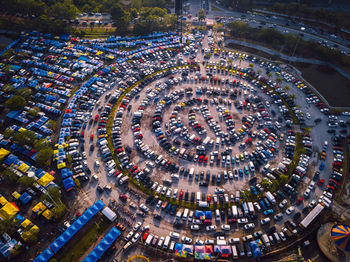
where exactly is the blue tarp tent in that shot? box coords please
[18,192,32,204]
[250,241,262,258]
[82,227,121,262]
[33,248,54,262]
[62,177,75,191]
[32,200,106,256]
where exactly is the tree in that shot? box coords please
[276,77,282,85]
[5,95,26,110]
[15,88,32,99]
[238,54,244,65]
[248,63,254,68]
[18,176,35,187]
[267,72,272,78]
[3,168,18,182]
[280,175,289,185]
[198,8,205,21]
[283,85,290,92]
[35,147,53,165]
[260,179,272,191]
[74,178,81,188]
[52,204,66,220]
[3,128,14,139]
[257,69,262,74]
[28,107,40,117]
[289,94,296,100]
[47,120,57,131]
[13,130,37,147]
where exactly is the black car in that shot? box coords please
[154,214,162,220]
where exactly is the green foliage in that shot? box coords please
[67,154,73,164]
[47,120,57,131]
[51,204,66,220]
[15,88,32,99]
[198,8,205,21]
[3,168,19,182]
[3,128,14,139]
[271,2,350,30]
[5,95,26,110]
[0,219,17,235]
[28,106,40,117]
[74,178,81,188]
[13,130,36,147]
[18,176,35,187]
[35,147,53,165]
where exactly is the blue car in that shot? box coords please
[259,200,267,211]
[238,169,243,177]
[319,162,325,171]
[263,209,274,216]
[244,166,249,176]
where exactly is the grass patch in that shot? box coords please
[58,217,110,262]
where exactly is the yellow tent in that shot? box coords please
[0,202,19,220]
[21,219,32,228]
[57,162,66,169]
[21,225,40,241]
[12,191,21,199]
[0,148,10,160]
[32,202,46,215]
[42,209,53,220]
[0,196,8,206]
[18,163,30,173]
[37,173,54,187]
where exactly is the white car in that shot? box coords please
[133,221,142,231]
[279,199,287,209]
[205,239,215,245]
[191,225,199,231]
[243,223,255,230]
[238,218,248,224]
[125,231,134,241]
[156,200,162,209]
[95,160,100,167]
[181,236,192,244]
[303,189,311,199]
[260,218,271,225]
[286,207,295,215]
[221,224,231,231]
[206,225,217,231]
[132,232,140,243]
[169,232,180,239]
[195,239,204,245]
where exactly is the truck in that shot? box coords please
[247,202,255,215]
[261,234,270,247]
[198,201,209,208]
[265,191,276,205]
[202,136,211,147]
[241,202,249,216]
[163,236,171,249]
[231,205,238,218]
[231,245,238,259]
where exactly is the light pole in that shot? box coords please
[289,27,305,64]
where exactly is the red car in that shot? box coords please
[179,190,184,200]
[207,194,212,203]
[318,179,325,186]
[94,114,99,121]
[198,155,204,163]
[296,197,303,205]
[90,133,94,140]
[119,194,127,201]
[203,156,208,163]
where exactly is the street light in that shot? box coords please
[290,26,305,63]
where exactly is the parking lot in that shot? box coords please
[68,29,350,259]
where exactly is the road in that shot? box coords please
[186,0,350,54]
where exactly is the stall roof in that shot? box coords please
[82,227,121,262]
[101,207,117,222]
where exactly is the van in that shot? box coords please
[198,201,209,208]
[119,176,129,185]
[196,192,201,203]
[189,168,195,177]
[231,245,238,259]
[157,236,164,248]
[163,236,170,249]
[248,161,255,173]
[182,208,189,221]
[215,209,221,222]
[273,232,281,244]
[231,205,238,218]
[176,211,183,220]
[188,211,194,222]
[262,234,270,247]
[145,234,153,245]
[169,241,175,252]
